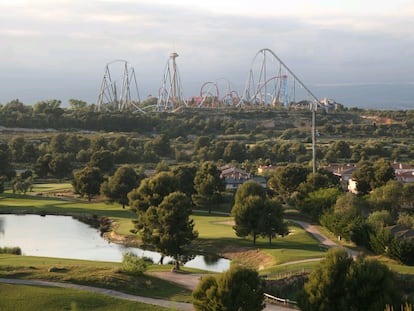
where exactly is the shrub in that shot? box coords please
[120,252,149,276]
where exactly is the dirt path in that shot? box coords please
[148,271,204,290]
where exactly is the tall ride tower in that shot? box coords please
[157,52,184,110]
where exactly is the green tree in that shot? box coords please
[260,198,288,244]
[22,142,38,163]
[369,180,403,215]
[367,210,394,231]
[33,99,62,114]
[73,166,104,202]
[155,160,170,173]
[298,248,399,311]
[300,188,341,222]
[345,256,399,310]
[223,141,246,162]
[172,164,197,197]
[151,134,172,157]
[232,194,264,245]
[0,143,12,177]
[332,140,352,159]
[321,193,369,243]
[352,160,375,194]
[89,150,115,174]
[402,183,414,209]
[64,134,82,154]
[9,136,25,163]
[91,136,108,151]
[232,181,286,245]
[372,158,395,189]
[140,192,198,270]
[192,264,265,311]
[33,153,52,178]
[352,159,395,195]
[49,133,68,154]
[68,99,88,110]
[299,248,355,311]
[192,162,225,213]
[102,165,144,208]
[49,153,73,179]
[194,136,211,152]
[128,171,178,213]
[268,164,309,200]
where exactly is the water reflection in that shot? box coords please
[0,214,230,272]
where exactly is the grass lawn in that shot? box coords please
[191,213,327,270]
[0,283,174,311]
[0,255,192,303]
[31,182,73,192]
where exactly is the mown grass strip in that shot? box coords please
[0,255,192,302]
[0,283,174,311]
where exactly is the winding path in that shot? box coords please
[290,219,359,258]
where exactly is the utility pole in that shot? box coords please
[311,103,317,174]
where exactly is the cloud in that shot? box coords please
[0,0,413,106]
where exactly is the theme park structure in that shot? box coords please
[96,48,322,113]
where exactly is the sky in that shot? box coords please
[0,0,413,109]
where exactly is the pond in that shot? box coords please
[0,214,230,272]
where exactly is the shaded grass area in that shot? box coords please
[0,255,192,303]
[0,283,173,311]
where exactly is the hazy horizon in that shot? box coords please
[1,79,412,110]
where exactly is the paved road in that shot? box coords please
[290,219,359,258]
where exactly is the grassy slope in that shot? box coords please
[0,283,172,311]
[0,255,192,302]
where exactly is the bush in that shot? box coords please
[120,252,150,276]
[388,237,414,265]
[192,264,265,311]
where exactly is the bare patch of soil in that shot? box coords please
[105,227,139,247]
[222,247,275,270]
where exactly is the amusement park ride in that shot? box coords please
[96,48,323,172]
[96,48,322,113]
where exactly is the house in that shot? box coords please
[392,162,414,183]
[220,166,267,191]
[388,224,414,240]
[324,164,357,192]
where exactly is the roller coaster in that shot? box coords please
[96,48,322,113]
